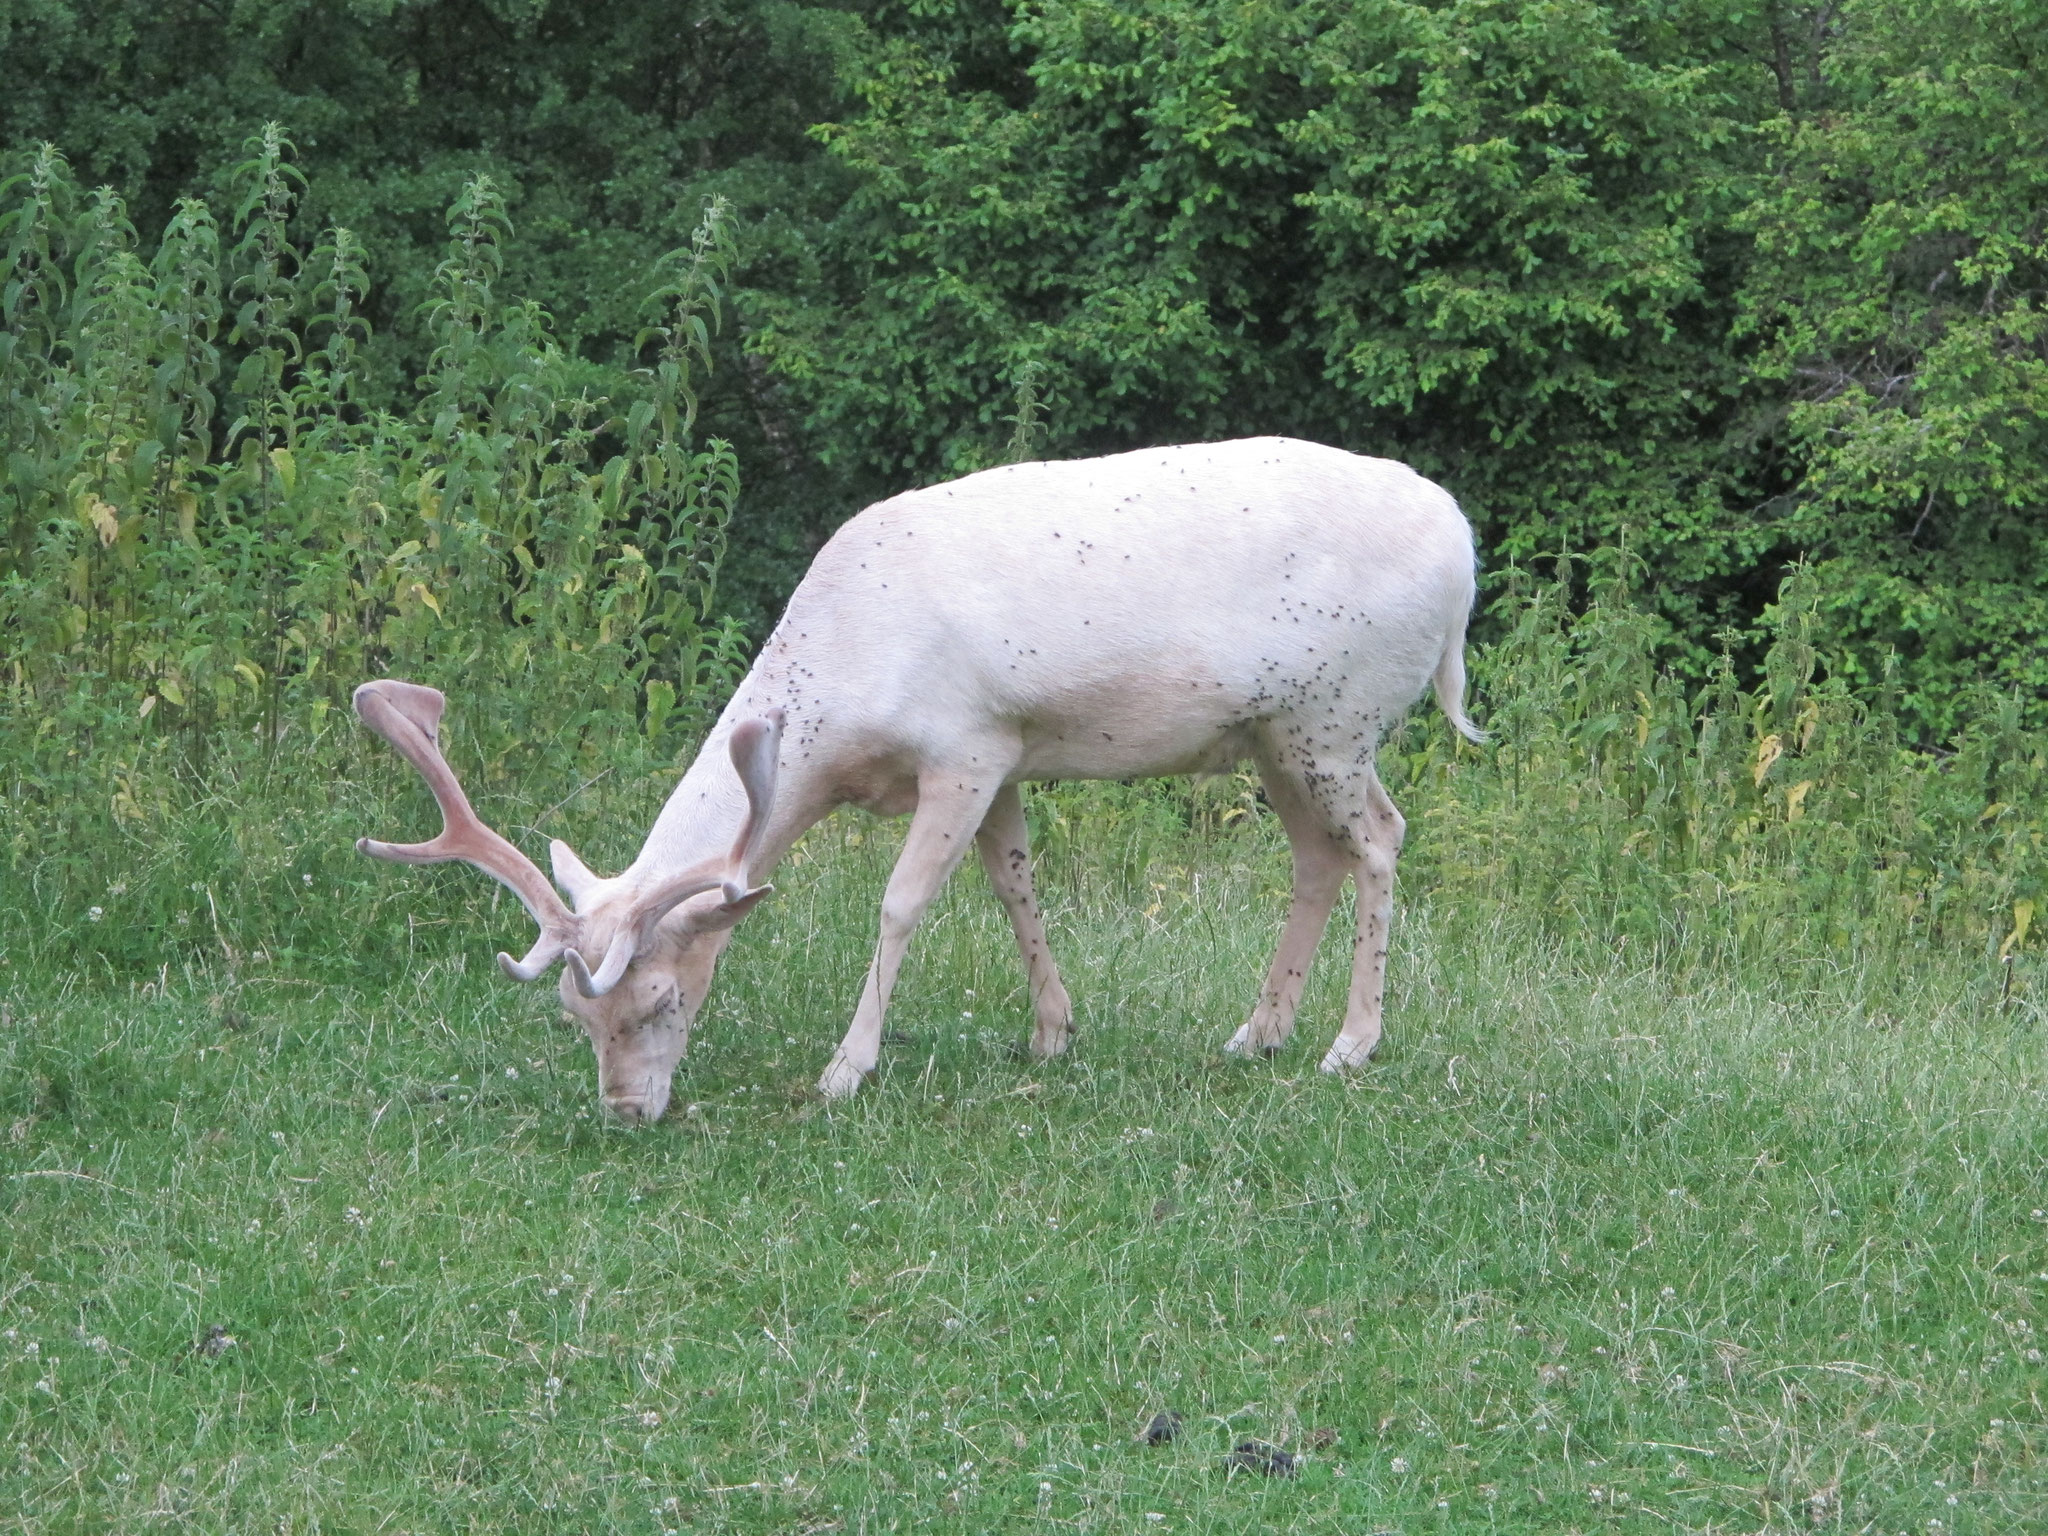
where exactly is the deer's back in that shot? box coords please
[750,438,1475,780]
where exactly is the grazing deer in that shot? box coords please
[355,437,1481,1120]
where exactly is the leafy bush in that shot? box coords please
[759,0,2048,735]
[1736,0,2048,735]
[4,117,2041,994]
[10,4,2046,733]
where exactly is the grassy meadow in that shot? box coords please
[4,808,2044,1534]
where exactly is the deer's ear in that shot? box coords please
[550,840,602,905]
[680,884,774,934]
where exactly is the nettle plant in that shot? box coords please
[0,128,747,959]
[1383,551,2047,967]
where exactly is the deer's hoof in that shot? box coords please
[1224,1020,1284,1059]
[1029,1020,1074,1060]
[817,1055,870,1100]
[1319,1036,1378,1073]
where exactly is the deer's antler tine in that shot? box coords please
[498,932,569,982]
[535,709,788,994]
[608,710,787,950]
[564,927,638,999]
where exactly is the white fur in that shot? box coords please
[545,436,1481,1115]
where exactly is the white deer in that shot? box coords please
[354,437,1481,1120]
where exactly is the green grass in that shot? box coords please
[2,818,2045,1533]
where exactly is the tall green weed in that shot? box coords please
[1,131,746,972]
[1391,552,2042,973]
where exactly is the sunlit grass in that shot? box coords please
[3,819,2045,1533]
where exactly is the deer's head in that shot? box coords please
[352,680,781,1123]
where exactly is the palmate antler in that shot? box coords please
[353,680,782,995]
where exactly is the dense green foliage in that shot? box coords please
[1,0,864,628]
[3,1,2045,979]
[1387,552,2045,963]
[1737,4,2048,716]
[768,0,2048,731]
[7,0,2046,729]
[2,129,2043,984]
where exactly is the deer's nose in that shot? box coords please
[601,1081,671,1125]
[604,1095,653,1124]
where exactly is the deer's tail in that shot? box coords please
[1433,596,1486,744]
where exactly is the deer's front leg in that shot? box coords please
[818,768,1003,1099]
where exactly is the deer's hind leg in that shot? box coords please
[1321,768,1405,1073]
[1225,746,1352,1058]
[975,782,1074,1059]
